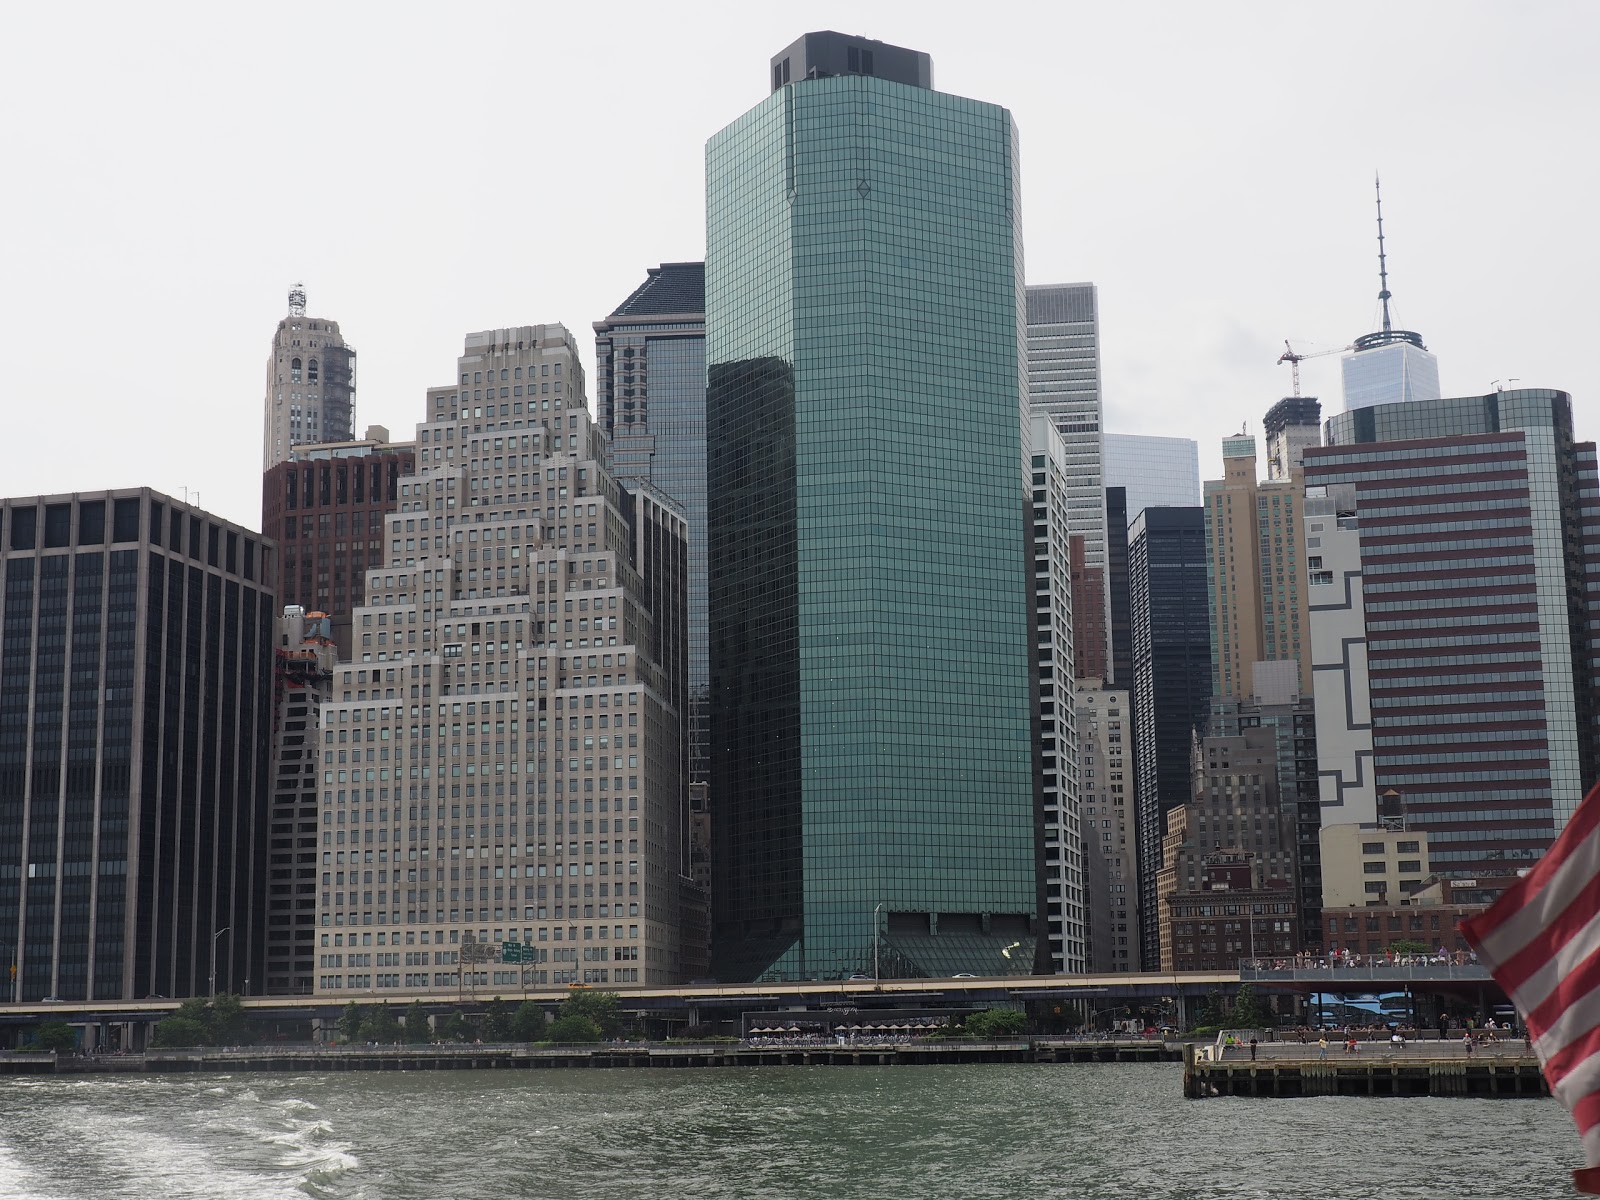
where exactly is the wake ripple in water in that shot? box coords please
[264,1115,360,1198]
[0,1138,57,1200]
[0,1064,1579,1199]
[0,1078,363,1200]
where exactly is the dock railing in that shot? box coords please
[1238,957,1493,984]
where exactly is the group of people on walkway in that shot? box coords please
[1245,949,1480,970]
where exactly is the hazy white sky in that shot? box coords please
[1,1,1594,530]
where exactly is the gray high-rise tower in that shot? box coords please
[263,285,357,470]
[1027,284,1105,569]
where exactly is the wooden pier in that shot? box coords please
[1183,1042,1548,1099]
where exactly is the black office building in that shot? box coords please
[1129,506,1211,970]
[0,490,275,1007]
[1106,486,1133,691]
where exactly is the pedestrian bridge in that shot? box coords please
[1237,960,1494,992]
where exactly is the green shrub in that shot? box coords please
[558,990,621,1037]
[35,1022,76,1052]
[151,1017,209,1048]
[511,1001,548,1042]
[547,1015,603,1043]
[963,1008,1027,1038]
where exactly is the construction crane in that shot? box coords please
[1277,340,1353,397]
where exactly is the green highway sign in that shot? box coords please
[501,943,524,963]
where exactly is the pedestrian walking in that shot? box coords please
[1463,1032,1474,1057]
[1318,1035,1329,1060]
[1249,1036,1258,1061]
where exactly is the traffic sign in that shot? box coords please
[501,943,523,963]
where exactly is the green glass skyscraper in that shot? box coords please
[706,32,1036,981]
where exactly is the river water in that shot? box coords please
[0,1063,1576,1199]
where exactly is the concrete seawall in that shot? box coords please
[0,1039,1180,1075]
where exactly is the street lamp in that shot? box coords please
[209,927,231,998]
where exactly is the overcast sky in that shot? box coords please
[2,1,1594,530]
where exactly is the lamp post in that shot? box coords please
[209,927,231,999]
[872,902,884,981]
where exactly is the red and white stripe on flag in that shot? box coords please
[1462,779,1600,1195]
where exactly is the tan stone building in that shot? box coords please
[1203,433,1309,699]
[1319,821,1432,909]
[312,324,690,997]
[1075,681,1136,971]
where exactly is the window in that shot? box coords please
[1361,842,1385,855]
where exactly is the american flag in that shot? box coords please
[1462,780,1600,1194]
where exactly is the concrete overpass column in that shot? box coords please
[1174,992,1188,1030]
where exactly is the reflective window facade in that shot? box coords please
[1103,433,1202,521]
[706,63,1035,981]
[1339,340,1440,412]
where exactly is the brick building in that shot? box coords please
[261,431,415,658]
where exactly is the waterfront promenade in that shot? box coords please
[0,1036,1179,1076]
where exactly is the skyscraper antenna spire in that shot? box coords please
[1375,173,1392,335]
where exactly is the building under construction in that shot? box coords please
[265,606,337,993]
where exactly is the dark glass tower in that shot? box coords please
[1106,486,1133,691]
[706,33,1036,981]
[0,490,275,1005]
[1128,506,1211,970]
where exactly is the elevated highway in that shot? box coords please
[0,971,1238,1040]
[1,965,1500,1048]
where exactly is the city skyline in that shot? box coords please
[1,5,1595,531]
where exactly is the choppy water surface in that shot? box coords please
[0,1063,1576,1199]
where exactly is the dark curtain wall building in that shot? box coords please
[0,490,275,1002]
[1129,505,1212,971]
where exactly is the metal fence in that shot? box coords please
[1238,959,1493,984]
